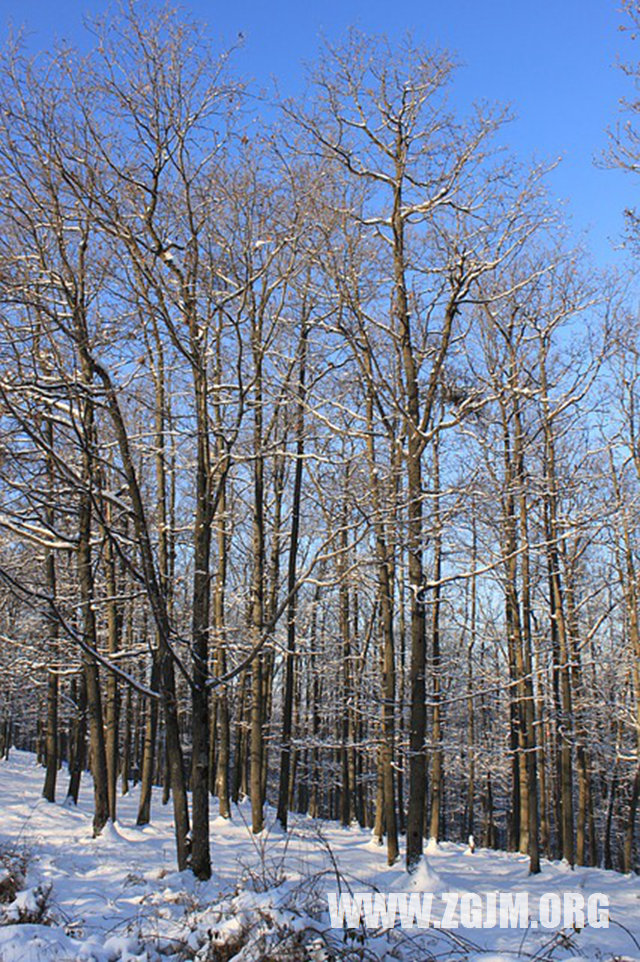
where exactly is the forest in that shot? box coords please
[0,0,639,898]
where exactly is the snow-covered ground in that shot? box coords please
[0,751,639,961]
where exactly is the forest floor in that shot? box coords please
[0,751,639,961]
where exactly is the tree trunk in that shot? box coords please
[103,498,123,823]
[513,396,540,874]
[66,673,87,805]
[250,305,266,835]
[42,421,59,804]
[277,323,307,830]
[428,429,443,845]
[213,458,231,818]
[122,683,132,796]
[137,652,160,825]
[78,427,110,835]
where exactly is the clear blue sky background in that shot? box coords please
[1,0,637,270]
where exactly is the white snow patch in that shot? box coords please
[0,751,639,961]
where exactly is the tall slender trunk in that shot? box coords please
[540,350,574,866]
[394,183,427,871]
[262,452,284,805]
[604,765,618,870]
[232,671,248,804]
[136,333,171,824]
[501,408,522,854]
[77,367,109,836]
[277,323,308,829]
[563,561,593,866]
[513,395,540,874]
[350,593,362,828]
[121,681,132,797]
[103,495,123,823]
[308,587,321,819]
[42,421,59,804]
[339,498,352,828]
[212,322,232,816]
[466,516,478,840]
[250,314,266,834]
[362,350,399,861]
[428,429,443,844]
[190,364,212,878]
[137,650,159,825]
[213,471,231,818]
[66,673,87,805]
[397,553,406,835]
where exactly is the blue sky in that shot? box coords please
[1,0,636,270]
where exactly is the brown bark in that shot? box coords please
[540,351,574,866]
[277,323,308,829]
[250,311,266,835]
[428,430,443,845]
[42,422,59,805]
[77,378,109,837]
[66,673,87,805]
[137,651,160,825]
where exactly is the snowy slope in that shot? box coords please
[0,750,639,961]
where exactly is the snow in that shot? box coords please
[392,854,444,892]
[0,750,639,960]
